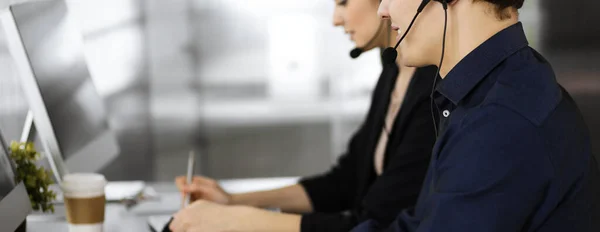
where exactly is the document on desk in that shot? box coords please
[148,215,173,232]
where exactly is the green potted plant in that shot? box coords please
[9,141,57,232]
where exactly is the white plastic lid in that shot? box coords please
[61,173,106,198]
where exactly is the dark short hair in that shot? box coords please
[474,0,524,20]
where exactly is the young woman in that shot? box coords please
[169,0,439,231]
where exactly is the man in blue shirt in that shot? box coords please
[352,0,600,231]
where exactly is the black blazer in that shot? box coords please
[299,64,438,232]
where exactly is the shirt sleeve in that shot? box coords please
[299,124,366,213]
[300,212,356,232]
[301,97,435,232]
[299,65,393,214]
[373,105,554,232]
[359,97,434,225]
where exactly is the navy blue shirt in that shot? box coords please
[352,22,600,232]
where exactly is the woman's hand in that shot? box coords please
[175,176,232,205]
[169,200,301,232]
[169,200,239,232]
[176,177,312,213]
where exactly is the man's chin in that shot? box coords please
[397,53,412,67]
[401,56,428,68]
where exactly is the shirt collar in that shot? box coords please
[436,22,529,105]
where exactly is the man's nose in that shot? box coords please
[378,0,391,19]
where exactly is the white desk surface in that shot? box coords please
[26,177,299,232]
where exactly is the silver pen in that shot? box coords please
[182,151,195,208]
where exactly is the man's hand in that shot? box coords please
[175,176,232,205]
[169,200,241,232]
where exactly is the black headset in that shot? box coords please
[350,0,452,136]
[349,20,387,58]
[381,0,451,64]
[379,0,451,137]
[349,0,390,59]
[351,0,454,60]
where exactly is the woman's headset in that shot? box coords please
[349,19,388,58]
[350,0,389,59]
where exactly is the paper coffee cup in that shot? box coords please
[61,173,107,232]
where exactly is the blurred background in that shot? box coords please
[0,0,598,182]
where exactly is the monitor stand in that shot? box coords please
[0,183,31,232]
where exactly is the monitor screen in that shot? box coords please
[1,0,119,180]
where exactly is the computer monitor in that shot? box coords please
[0,130,31,232]
[0,0,119,182]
